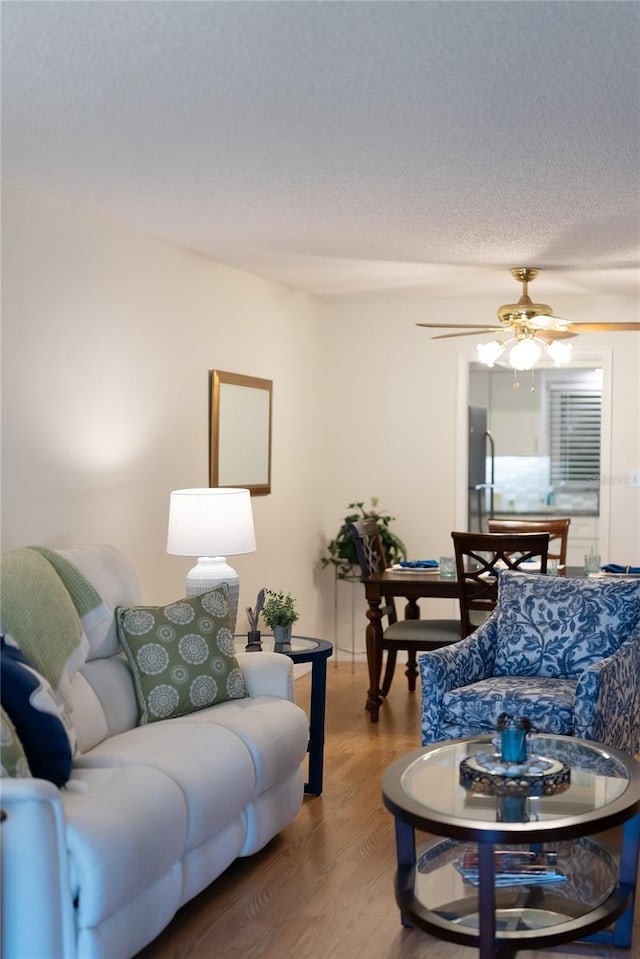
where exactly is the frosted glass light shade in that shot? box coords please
[477,340,505,367]
[166,488,256,557]
[508,339,542,371]
[546,340,573,366]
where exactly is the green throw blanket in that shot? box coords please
[0,546,109,707]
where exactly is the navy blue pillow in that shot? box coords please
[0,637,73,787]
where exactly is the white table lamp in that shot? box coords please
[167,488,256,630]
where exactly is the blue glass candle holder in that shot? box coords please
[497,795,529,823]
[497,712,531,764]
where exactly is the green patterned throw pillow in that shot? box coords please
[116,585,247,725]
[1,705,32,778]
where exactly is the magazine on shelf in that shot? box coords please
[453,847,567,887]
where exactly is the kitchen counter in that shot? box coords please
[492,510,599,518]
[493,506,600,519]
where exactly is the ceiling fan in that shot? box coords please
[417,267,640,372]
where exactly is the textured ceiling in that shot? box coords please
[2,1,639,301]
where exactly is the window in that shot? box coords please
[548,383,601,488]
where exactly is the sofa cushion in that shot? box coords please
[442,674,577,734]
[493,571,640,679]
[0,637,75,786]
[172,694,310,796]
[75,720,257,849]
[0,705,31,778]
[116,586,247,724]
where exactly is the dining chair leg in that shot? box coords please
[405,650,418,692]
[380,649,397,697]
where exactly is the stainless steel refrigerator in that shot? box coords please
[468,405,495,531]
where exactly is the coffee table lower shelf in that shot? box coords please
[395,836,633,955]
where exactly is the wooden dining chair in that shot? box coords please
[452,531,550,638]
[487,517,571,565]
[348,519,461,696]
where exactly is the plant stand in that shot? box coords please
[333,567,362,671]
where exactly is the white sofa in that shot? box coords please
[0,545,310,959]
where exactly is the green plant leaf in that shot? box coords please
[261,589,300,627]
[320,498,407,577]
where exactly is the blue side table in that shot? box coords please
[235,634,333,796]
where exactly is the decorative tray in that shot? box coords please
[459,752,571,798]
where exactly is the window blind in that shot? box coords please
[548,387,601,486]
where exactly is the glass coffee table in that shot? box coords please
[382,734,640,958]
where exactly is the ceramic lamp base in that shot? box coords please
[185,556,239,632]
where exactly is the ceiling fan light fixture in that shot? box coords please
[508,338,542,371]
[546,340,573,366]
[419,267,639,362]
[476,340,505,367]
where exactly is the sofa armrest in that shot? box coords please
[1,778,76,959]
[419,616,498,744]
[235,651,295,701]
[573,633,640,753]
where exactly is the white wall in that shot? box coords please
[3,183,639,658]
[1,183,329,639]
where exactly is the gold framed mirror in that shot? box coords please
[209,370,272,495]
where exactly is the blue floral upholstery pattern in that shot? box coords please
[420,571,640,754]
[493,571,640,678]
[573,637,640,747]
[442,676,577,734]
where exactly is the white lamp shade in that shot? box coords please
[166,488,256,557]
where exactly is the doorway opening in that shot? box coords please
[455,352,612,563]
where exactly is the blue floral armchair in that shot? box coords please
[419,570,640,754]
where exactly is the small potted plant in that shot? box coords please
[321,498,407,578]
[261,589,299,652]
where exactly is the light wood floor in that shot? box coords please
[136,660,639,959]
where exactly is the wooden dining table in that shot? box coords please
[360,565,585,722]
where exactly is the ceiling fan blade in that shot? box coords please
[416,323,503,330]
[565,322,640,332]
[529,313,570,330]
[431,329,503,340]
[540,329,577,340]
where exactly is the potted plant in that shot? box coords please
[321,498,407,578]
[261,589,299,652]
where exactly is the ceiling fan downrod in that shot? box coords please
[497,268,554,325]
